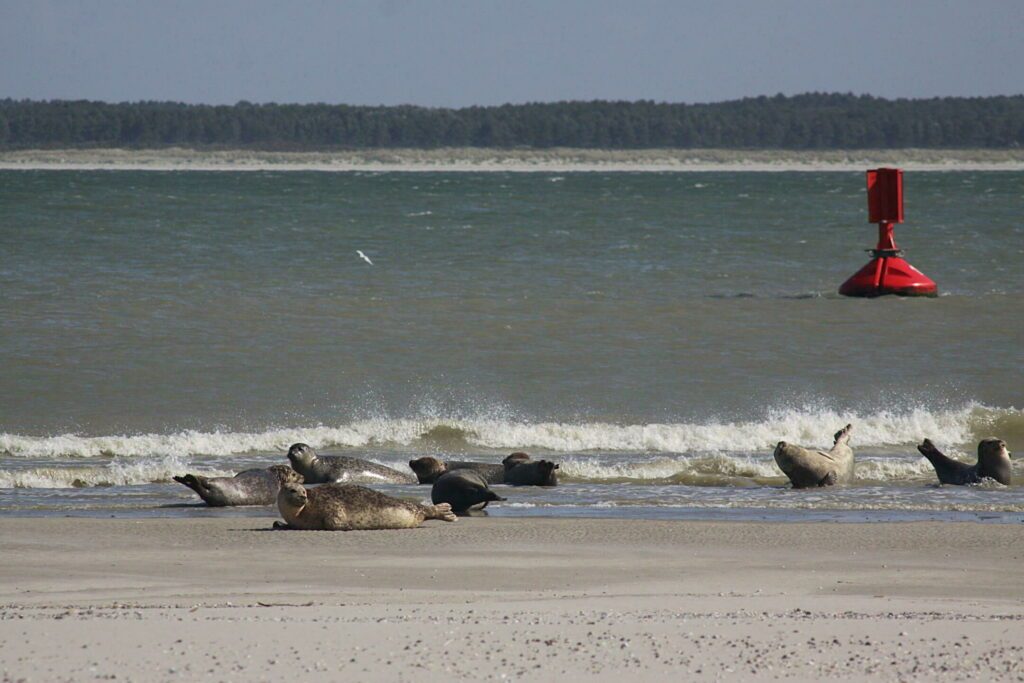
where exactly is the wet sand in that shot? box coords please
[1,517,1022,681]
[2,147,1024,172]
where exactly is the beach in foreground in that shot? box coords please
[2,147,1024,172]
[1,517,1021,681]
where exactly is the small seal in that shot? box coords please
[274,482,457,530]
[287,443,415,484]
[431,469,506,514]
[917,437,1012,486]
[503,452,559,486]
[173,465,303,507]
[408,456,505,485]
[773,424,854,488]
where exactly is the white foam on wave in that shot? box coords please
[0,403,1010,460]
[0,455,232,489]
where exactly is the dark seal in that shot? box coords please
[286,443,416,484]
[503,452,559,486]
[917,437,1012,486]
[431,469,506,514]
[173,465,303,507]
[408,456,505,485]
[274,482,456,530]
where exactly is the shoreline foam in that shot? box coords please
[2,147,1024,172]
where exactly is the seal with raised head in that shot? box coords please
[503,452,559,486]
[274,482,457,530]
[431,469,506,514]
[173,465,303,507]
[287,443,415,484]
[773,424,854,488]
[409,456,505,485]
[917,437,1012,486]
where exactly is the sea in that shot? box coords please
[1,169,1021,523]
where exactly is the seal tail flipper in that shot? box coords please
[427,503,457,522]
[485,490,507,502]
[833,424,853,446]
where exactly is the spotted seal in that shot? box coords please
[408,456,505,485]
[274,482,456,530]
[503,452,559,486]
[431,469,506,514]
[286,443,415,484]
[917,437,1012,486]
[773,424,854,488]
[173,465,303,507]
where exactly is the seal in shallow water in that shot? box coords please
[286,443,415,484]
[773,424,854,488]
[431,469,506,514]
[917,437,1012,486]
[503,453,559,486]
[408,456,505,485]
[274,482,457,530]
[173,465,303,507]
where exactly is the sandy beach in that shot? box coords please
[1,516,1021,681]
[2,147,1024,172]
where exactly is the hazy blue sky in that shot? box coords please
[1,0,1020,106]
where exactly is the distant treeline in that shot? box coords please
[1,93,1023,150]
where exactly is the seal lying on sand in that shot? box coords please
[917,438,1012,486]
[408,456,505,485]
[274,482,456,530]
[773,424,854,488]
[286,443,415,484]
[173,465,302,507]
[503,452,559,486]
[431,469,506,514]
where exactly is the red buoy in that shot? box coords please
[839,168,937,297]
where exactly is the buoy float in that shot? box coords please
[839,168,937,297]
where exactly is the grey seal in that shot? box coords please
[274,482,456,530]
[173,465,303,507]
[431,469,506,514]
[503,452,559,486]
[917,437,1012,486]
[409,456,505,485]
[286,443,415,484]
[773,424,854,488]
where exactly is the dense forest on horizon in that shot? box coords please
[1,93,1022,150]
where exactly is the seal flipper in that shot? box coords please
[426,503,457,522]
[917,439,976,485]
[485,490,507,502]
[833,424,853,446]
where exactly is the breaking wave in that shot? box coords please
[1,403,1015,460]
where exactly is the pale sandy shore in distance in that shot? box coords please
[2,147,1024,172]
[1,517,1022,681]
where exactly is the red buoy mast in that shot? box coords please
[838,168,937,297]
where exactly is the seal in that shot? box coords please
[408,456,505,485]
[773,424,854,488]
[503,453,559,486]
[173,465,303,507]
[917,437,1012,486]
[274,482,457,530]
[431,469,506,514]
[286,443,415,484]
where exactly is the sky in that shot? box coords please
[1,0,1021,107]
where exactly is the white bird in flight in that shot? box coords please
[356,250,374,265]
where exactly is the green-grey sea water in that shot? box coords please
[1,170,1021,521]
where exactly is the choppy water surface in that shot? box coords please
[1,170,1021,521]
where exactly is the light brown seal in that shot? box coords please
[773,424,854,488]
[917,437,1012,485]
[173,465,303,506]
[286,443,415,484]
[274,482,456,530]
[408,456,505,485]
